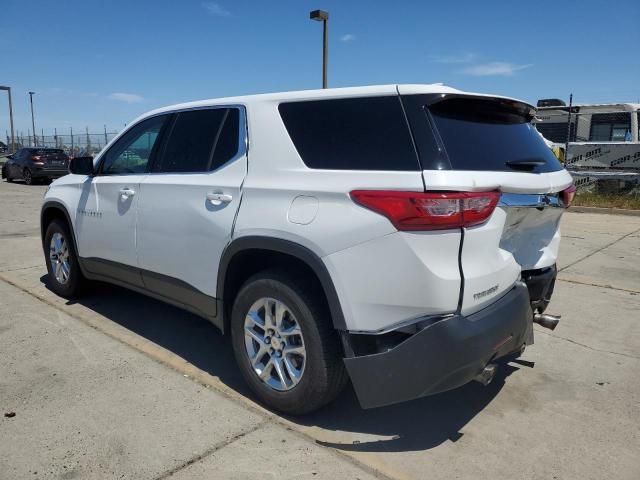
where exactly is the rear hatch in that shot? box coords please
[399,90,573,316]
[34,149,68,169]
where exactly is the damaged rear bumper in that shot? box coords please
[343,282,533,409]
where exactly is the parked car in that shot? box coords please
[2,148,70,184]
[40,85,574,414]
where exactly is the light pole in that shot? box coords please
[29,91,36,146]
[0,86,15,152]
[310,10,329,89]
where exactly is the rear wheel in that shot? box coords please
[44,219,84,298]
[231,270,347,415]
[2,167,12,182]
[23,168,33,185]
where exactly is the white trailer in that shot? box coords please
[533,101,640,192]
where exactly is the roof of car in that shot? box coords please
[141,84,531,120]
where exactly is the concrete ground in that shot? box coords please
[0,179,638,480]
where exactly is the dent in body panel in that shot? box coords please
[323,230,462,332]
[499,206,563,270]
[460,208,521,316]
[422,169,574,194]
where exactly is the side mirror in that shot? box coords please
[69,156,94,175]
[7,154,14,160]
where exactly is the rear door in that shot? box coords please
[136,106,247,319]
[400,91,573,316]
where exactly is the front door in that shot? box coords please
[136,106,247,318]
[75,115,169,286]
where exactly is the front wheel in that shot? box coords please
[231,270,347,415]
[44,219,84,298]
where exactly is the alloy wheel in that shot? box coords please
[49,232,71,284]
[243,297,306,391]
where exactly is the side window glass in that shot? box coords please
[153,108,241,173]
[101,115,166,174]
[210,108,240,170]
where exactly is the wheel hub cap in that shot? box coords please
[244,297,306,391]
[49,232,71,285]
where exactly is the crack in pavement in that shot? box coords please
[0,272,397,480]
[0,264,43,273]
[535,328,640,361]
[559,227,640,273]
[152,420,269,480]
[0,231,40,239]
[557,277,640,294]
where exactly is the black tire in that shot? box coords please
[231,270,347,415]
[3,167,12,182]
[23,168,33,185]
[44,219,85,298]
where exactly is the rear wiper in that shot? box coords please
[505,159,545,170]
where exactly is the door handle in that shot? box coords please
[119,187,136,199]
[206,192,233,206]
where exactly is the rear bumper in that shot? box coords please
[32,168,68,178]
[344,282,532,409]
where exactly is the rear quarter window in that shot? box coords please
[278,96,419,171]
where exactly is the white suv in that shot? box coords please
[41,84,574,414]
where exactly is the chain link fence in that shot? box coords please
[5,129,120,157]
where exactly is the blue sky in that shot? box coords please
[1,0,638,135]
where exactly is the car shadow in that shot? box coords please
[40,275,518,453]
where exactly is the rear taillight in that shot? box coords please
[561,184,577,208]
[31,155,41,161]
[350,190,501,231]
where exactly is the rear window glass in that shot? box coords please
[427,98,564,173]
[278,96,419,171]
[34,149,65,156]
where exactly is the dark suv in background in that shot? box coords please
[2,148,69,185]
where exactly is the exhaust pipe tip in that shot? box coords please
[474,363,498,386]
[534,313,561,331]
